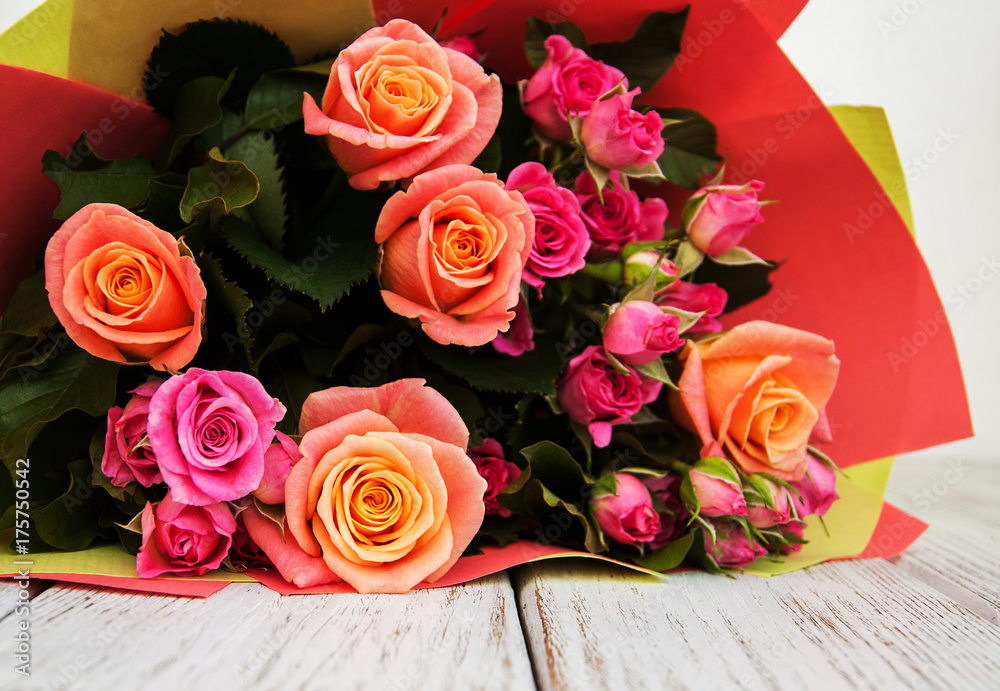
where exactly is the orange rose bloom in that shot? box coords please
[671,321,840,481]
[44,203,206,371]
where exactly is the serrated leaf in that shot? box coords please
[654,107,722,189]
[198,253,254,361]
[245,63,330,130]
[524,17,589,69]
[180,147,260,223]
[633,531,694,571]
[42,133,156,220]
[224,193,381,310]
[146,19,295,117]
[225,130,288,250]
[589,9,690,92]
[0,347,120,465]
[138,172,187,231]
[156,72,235,171]
[1,271,56,337]
[31,458,109,550]
[420,337,565,396]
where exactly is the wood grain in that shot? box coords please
[515,558,1000,691]
[0,575,536,691]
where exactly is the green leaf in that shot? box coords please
[146,19,295,117]
[690,258,778,314]
[709,246,771,267]
[225,130,288,250]
[88,427,142,504]
[673,238,704,277]
[0,271,56,337]
[471,134,502,174]
[42,133,156,219]
[420,337,565,396]
[519,441,590,503]
[197,254,254,362]
[245,62,331,130]
[654,108,722,189]
[224,190,382,310]
[633,531,694,571]
[31,458,109,550]
[266,369,324,436]
[180,147,260,223]
[524,17,588,69]
[589,9,690,92]
[0,347,120,465]
[156,72,235,171]
[138,172,188,231]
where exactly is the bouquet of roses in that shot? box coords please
[0,2,968,595]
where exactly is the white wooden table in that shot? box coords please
[1,456,998,690]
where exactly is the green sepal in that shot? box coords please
[672,238,704,277]
[253,496,286,539]
[709,246,772,267]
[632,531,694,571]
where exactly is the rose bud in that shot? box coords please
[102,379,163,487]
[654,280,727,337]
[644,475,689,550]
[505,162,591,294]
[592,473,661,545]
[439,35,483,61]
[491,297,535,357]
[557,346,662,448]
[683,180,766,256]
[520,34,626,141]
[703,521,767,569]
[252,431,302,505]
[688,467,748,518]
[602,301,684,366]
[789,454,839,517]
[575,171,667,259]
[746,478,793,528]
[623,250,679,288]
[136,492,236,578]
[469,438,522,517]
[580,88,664,171]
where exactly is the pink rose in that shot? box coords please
[670,321,840,481]
[250,380,487,593]
[147,369,286,506]
[592,473,660,545]
[602,300,684,366]
[375,165,534,347]
[252,431,302,505]
[505,162,591,293]
[557,346,662,448]
[575,172,667,259]
[580,88,664,170]
[44,203,206,371]
[302,20,502,190]
[703,521,767,569]
[469,438,521,517]
[655,280,727,337]
[491,297,535,357]
[684,181,766,255]
[136,492,236,578]
[789,454,839,517]
[644,475,689,550]
[520,35,626,141]
[689,468,748,518]
[101,380,163,487]
[746,479,793,528]
[439,35,483,61]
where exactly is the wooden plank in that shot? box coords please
[0,574,537,691]
[885,456,1000,618]
[0,579,49,620]
[515,559,1000,691]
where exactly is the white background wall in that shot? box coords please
[2,0,998,461]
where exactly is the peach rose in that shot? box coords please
[247,379,486,593]
[303,19,502,190]
[671,321,840,481]
[375,165,535,346]
[44,203,206,371]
